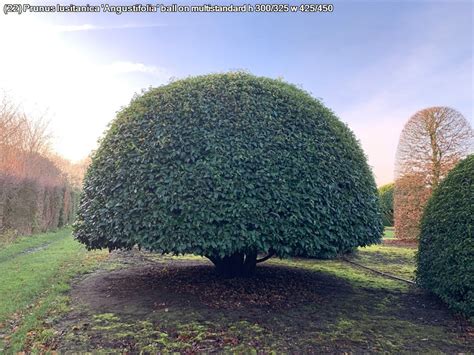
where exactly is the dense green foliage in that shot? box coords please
[74,72,382,274]
[417,155,474,319]
[378,183,394,226]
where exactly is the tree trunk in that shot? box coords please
[206,252,258,278]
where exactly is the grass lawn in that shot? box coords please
[354,244,416,280]
[0,230,471,353]
[383,226,395,239]
[0,229,107,352]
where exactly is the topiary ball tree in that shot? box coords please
[74,72,383,277]
[417,155,474,319]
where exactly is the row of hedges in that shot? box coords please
[0,173,80,235]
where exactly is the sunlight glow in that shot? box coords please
[0,16,169,162]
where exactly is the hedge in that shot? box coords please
[417,155,474,319]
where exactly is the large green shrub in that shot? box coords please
[378,183,394,226]
[74,72,383,277]
[417,155,474,319]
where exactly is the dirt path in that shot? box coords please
[0,232,68,264]
[0,241,57,264]
[51,249,472,353]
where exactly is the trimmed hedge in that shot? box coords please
[378,183,394,227]
[74,72,383,274]
[417,155,474,319]
[0,174,80,235]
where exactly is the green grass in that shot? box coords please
[271,257,409,291]
[0,230,469,353]
[354,244,416,280]
[50,241,469,353]
[0,230,67,263]
[0,228,107,352]
[383,227,395,239]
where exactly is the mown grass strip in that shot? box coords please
[359,244,416,258]
[270,258,409,291]
[5,249,108,353]
[0,229,68,264]
[0,229,108,352]
[0,230,78,323]
[342,257,415,285]
[354,244,416,280]
[269,244,417,291]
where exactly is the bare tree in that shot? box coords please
[0,93,53,176]
[0,93,25,153]
[22,113,52,155]
[394,106,472,240]
[0,92,82,234]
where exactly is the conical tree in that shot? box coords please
[394,107,472,240]
[74,72,383,277]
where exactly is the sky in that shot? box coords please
[0,0,472,186]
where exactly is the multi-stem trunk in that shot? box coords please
[206,250,275,278]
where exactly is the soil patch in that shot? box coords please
[72,257,353,313]
[54,250,472,353]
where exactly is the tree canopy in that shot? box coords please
[74,72,383,276]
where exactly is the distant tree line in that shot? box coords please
[0,93,87,236]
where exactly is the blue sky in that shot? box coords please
[0,0,472,185]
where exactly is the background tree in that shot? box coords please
[378,183,394,226]
[394,107,472,240]
[74,72,383,277]
[0,92,81,235]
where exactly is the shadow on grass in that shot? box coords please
[49,251,472,353]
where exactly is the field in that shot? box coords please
[0,229,472,353]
